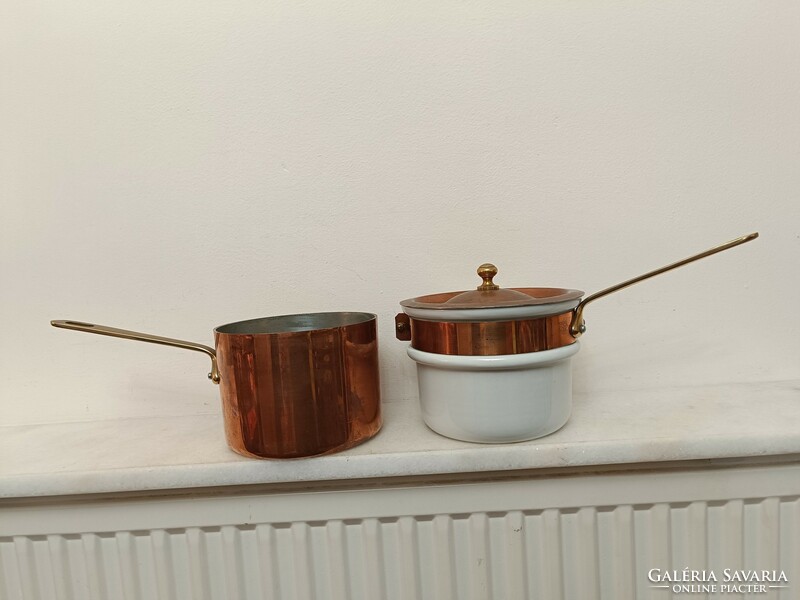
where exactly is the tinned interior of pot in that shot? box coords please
[216,312,376,335]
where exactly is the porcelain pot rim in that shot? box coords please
[407,341,580,371]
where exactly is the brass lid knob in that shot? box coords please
[477,263,499,291]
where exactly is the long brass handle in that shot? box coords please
[51,320,220,384]
[569,232,759,337]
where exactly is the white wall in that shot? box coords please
[2,0,798,427]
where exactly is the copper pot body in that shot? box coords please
[395,312,576,356]
[215,313,382,459]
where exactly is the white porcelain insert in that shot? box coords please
[407,342,581,443]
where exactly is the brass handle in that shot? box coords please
[50,320,220,384]
[569,232,759,337]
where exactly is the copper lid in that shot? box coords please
[400,263,583,310]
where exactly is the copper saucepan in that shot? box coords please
[51,313,382,459]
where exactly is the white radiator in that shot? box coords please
[2,464,799,599]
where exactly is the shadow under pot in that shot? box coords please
[395,233,758,444]
[52,313,382,459]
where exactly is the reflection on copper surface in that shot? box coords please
[407,312,576,355]
[215,317,381,459]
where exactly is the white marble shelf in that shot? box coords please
[1,380,799,499]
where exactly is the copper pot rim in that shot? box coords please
[214,311,377,336]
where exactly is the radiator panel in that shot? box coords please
[2,496,799,600]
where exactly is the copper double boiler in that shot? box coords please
[392,233,759,444]
[51,313,381,459]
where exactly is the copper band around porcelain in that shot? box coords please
[409,312,576,356]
